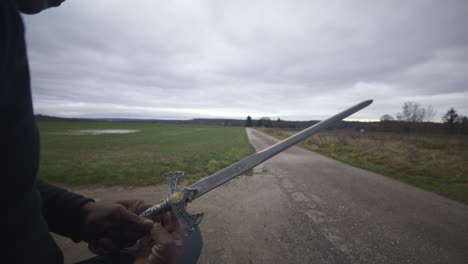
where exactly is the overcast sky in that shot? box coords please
[24,0,468,121]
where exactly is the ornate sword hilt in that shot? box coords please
[89,171,203,255]
[139,171,203,236]
[163,171,204,236]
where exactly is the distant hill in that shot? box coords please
[35,114,451,134]
[35,114,247,126]
[34,114,368,129]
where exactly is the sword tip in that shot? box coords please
[361,99,373,108]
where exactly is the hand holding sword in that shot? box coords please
[89,99,373,258]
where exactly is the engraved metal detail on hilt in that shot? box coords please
[165,171,204,237]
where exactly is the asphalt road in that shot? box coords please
[57,128,468,263]
[197,128,468,263]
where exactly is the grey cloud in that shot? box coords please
[24,0,468,121]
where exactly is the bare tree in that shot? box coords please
[256,119,263,127]
[255,117,272,127]
[380,114,395,122]
[396,101,426,122]
[261,117,273,128]
[425,105,436,122]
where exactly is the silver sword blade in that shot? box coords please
[91,99,373,253]
[188,99,373,200]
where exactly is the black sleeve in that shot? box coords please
[37,179,94,242]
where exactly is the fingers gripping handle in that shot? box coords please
[89,172,203,255]
[88,200,171,255]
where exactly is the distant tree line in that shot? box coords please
[245,116,368,131]
[379,101,468,134]
[245,116,290,128]
[245,101,467,135]
[442,108,468,134]
[245,116,273,127]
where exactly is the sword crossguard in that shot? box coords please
[165,171,204,237]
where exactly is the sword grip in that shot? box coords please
[88,200,171,255]
[140,199,171,221]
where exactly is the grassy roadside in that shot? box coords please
[260,128,468,204]
[38,122,254,186]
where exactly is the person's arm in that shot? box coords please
[36,179,94,241]
[38,179,155,249]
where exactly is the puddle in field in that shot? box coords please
[49,129,140,135]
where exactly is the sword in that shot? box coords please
[90,99,372,254]
[140,99,373,233]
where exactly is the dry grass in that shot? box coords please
[261,128,468,204]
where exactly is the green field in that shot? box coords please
[261,128,468,204]
[38,122,254,186]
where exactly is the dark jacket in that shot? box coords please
[1,1,93,263]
